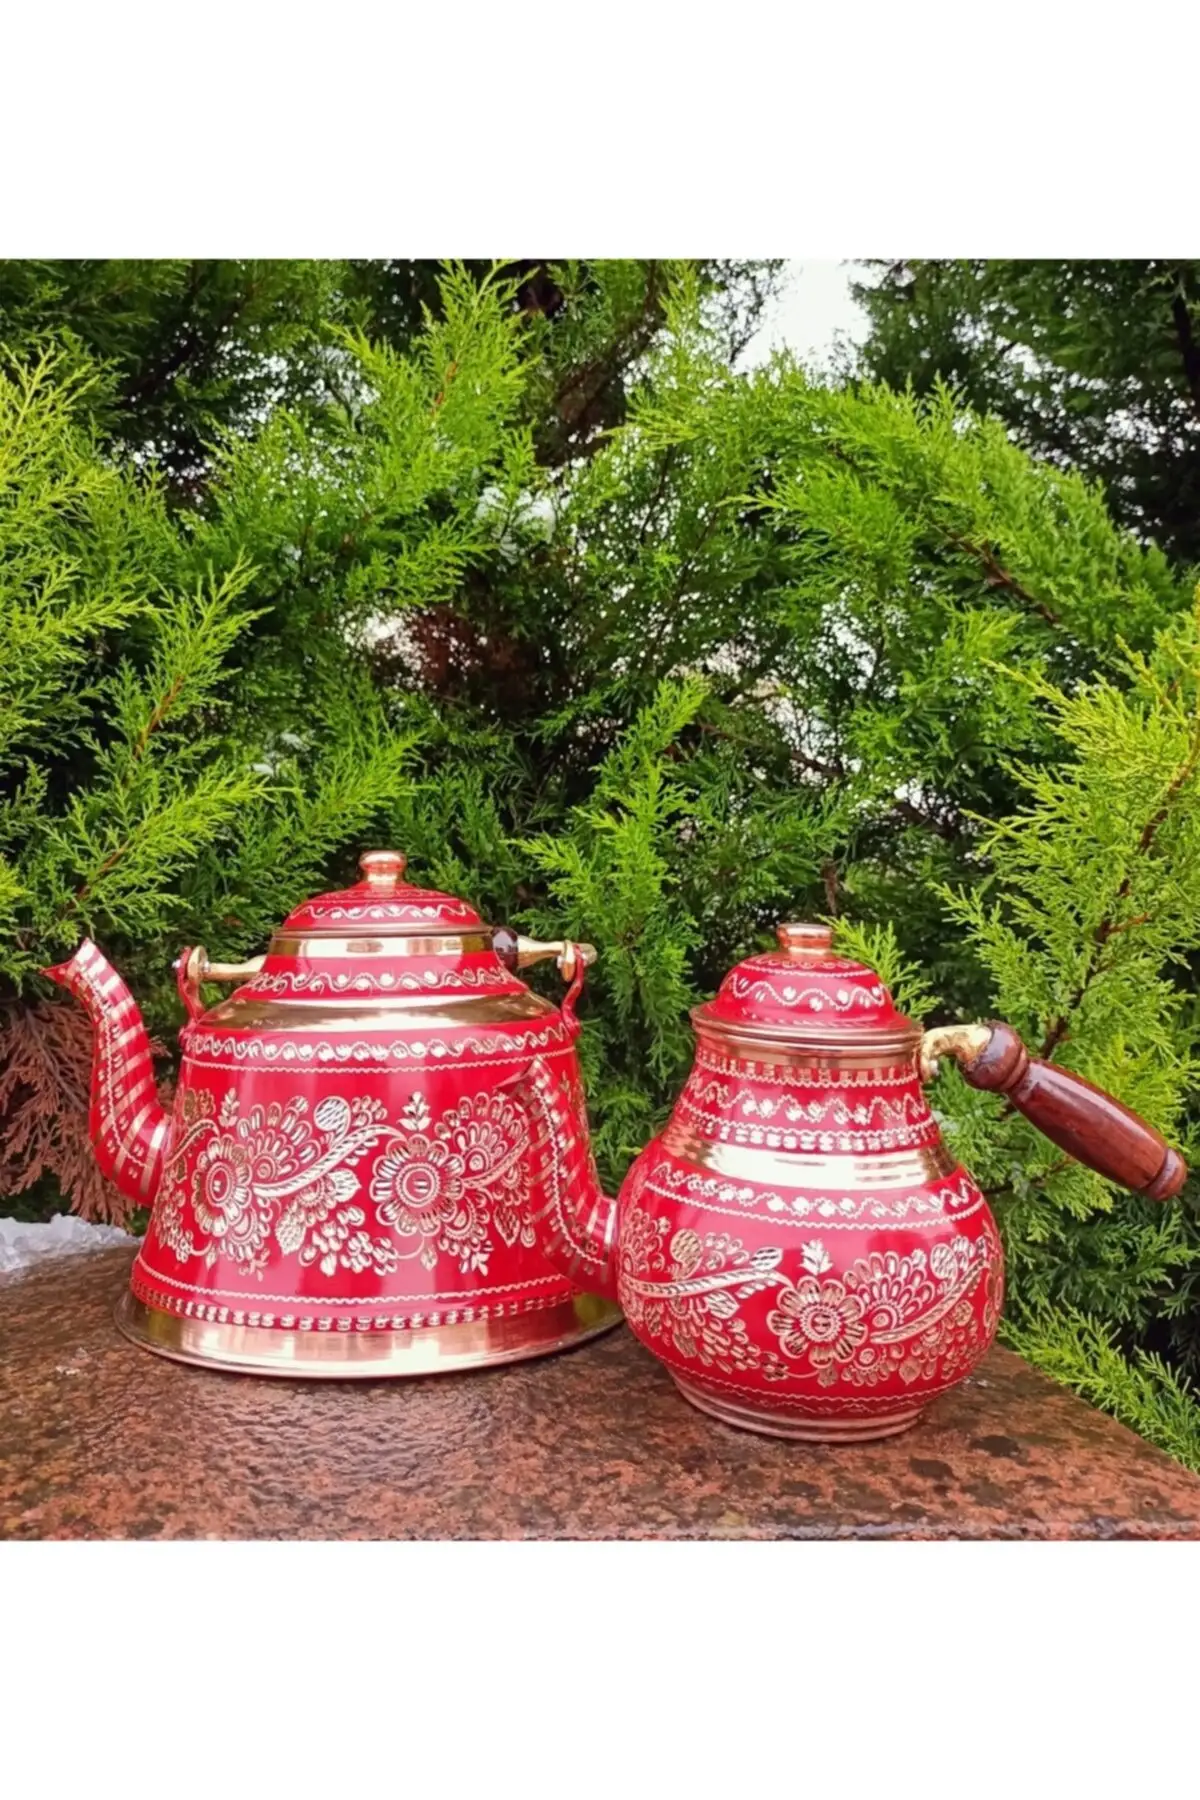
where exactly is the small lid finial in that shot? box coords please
[777,921,833,957]
[359,849,407,891]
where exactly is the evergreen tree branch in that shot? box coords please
[539,262,664,464]
[1002,1306,1200,1473]
[949,534,1060,626]
[1038,713,1200,1060]
[120,264,261,410]
[637,444,678,546]
[1170,289,1200,424]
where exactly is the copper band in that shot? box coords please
[268,932,497,960]
[658,1122,957,1188]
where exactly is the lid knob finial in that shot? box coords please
[777,921,833,957]
[359,849,407,891]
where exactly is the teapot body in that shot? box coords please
[613,1033,1003,1440]
[508,918,1183,1442]
[119,854,620,1376]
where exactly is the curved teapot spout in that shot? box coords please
[42,940,169,1209]
[506,1057,620,1302]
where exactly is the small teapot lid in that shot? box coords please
[693,922,917,1050]
[279,851,484,936]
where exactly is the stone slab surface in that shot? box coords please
[3,1248,1200,1539]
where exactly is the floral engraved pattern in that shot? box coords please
[618,1209,788,1380]
[675,1070,938,1152]
[153,1084,530,1280]
[644,1163,987,1230]
[155,1089,393,1276]
[766,1230,1000,1388]
[368,1091,529,1274]
[190,1129,269,1265]
[619,1202,1001,1394]
[768,1277,868,1370]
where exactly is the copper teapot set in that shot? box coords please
[47,851,1187,1444]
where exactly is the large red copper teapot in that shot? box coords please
[44,851,621,1377]
[507,921,1187,1442]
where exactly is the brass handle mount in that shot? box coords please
[183,946,267,986]
[918,1023,994,1083]
[493,930,598,982]
[175,944,266,1022]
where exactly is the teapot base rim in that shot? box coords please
[672,1375,925,1444]
[114,1287,623,1380]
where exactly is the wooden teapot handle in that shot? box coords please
[920,1021,1187,1201]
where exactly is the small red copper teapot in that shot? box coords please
[44,851,621,1378]
[507,921,1186,1442]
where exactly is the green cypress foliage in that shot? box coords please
[851,259,1200,567]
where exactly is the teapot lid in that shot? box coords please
[279,851,484,936]
[192,850,546,1029]
[693,922,919,1052]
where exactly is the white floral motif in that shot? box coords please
[153,1089,451,1278]
[768,1233,998,1387]
[801,1241,833,1275]
[619,1205,1002,1393]
[768,1276,867,1372]
[190,1130,266,1265]
[618,1211,787,1379]
[368,1091,530,1275]
[299,1205,404,1277]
